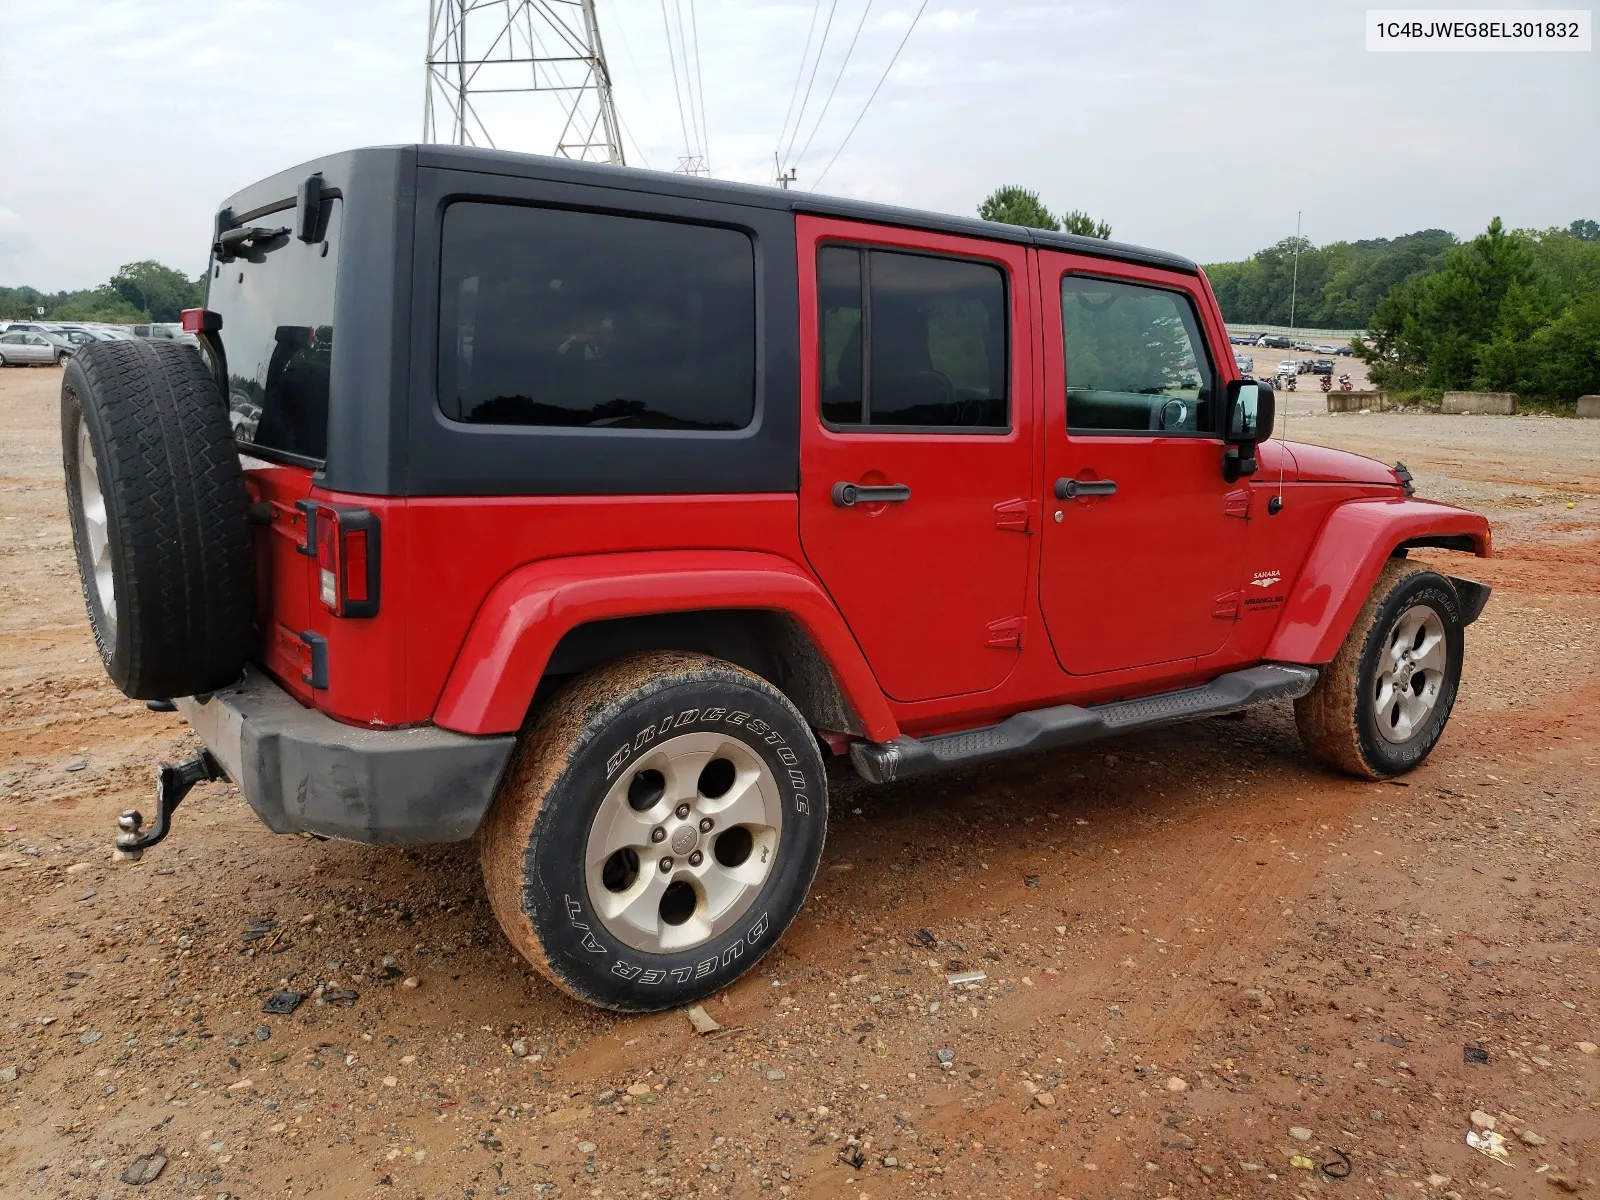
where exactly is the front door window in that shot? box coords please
[1061,276,1215,435]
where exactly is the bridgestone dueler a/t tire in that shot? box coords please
[61,340,255,700]
[1294,559,1465,779]
[480,652,828,1012]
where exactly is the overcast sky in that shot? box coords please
[1,0,1594,290]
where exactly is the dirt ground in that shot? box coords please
[1,362,1597,1200]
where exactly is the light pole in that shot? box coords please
[1288,210,1302,335]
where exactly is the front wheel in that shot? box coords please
[1295,559,1466,778]
[479,651,828,1012]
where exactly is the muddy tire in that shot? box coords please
[480,652,828,1012]
[1295,559,1465,779]
[61,340,255,700]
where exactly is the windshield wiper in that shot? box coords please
[213,225,290,262]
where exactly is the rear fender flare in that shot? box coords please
[432,550,899,741]
[1264,498,1491,664]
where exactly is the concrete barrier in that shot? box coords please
[1577,395,1600,419]
[1442,391,1517,415]
[1326,391,1389,413]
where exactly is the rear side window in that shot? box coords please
[208,199,341,463]
[1061,276,1215,435]
[438,202,756,431]
[819,246,1008,430]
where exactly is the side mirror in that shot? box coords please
[1221,379,1275,482]
[1225,378,1275,443]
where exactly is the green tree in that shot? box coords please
[110,260,203,323]
[977,186,1059,231]
[1206,230,1456,327]
[1357,217,1599,400]
[1570,218,1600,243]
[1060,209,1112,240]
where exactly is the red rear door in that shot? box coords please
[1036,253,1247,676]
[796,216,1035,704]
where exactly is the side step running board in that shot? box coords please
[849,664,1319,784]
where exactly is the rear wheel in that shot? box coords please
[61,340,255,699]
[479,651,827,1012]
[1295,559,1465,778]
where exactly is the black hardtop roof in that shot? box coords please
[222,144,1198,276]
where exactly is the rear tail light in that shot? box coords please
[179,307,223,334]
[313,505,380,618]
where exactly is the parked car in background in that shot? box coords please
[1292,340,1317,352]
[1257,335,1293,349]
[1235,353,1254,374]
[1276,359,1299,377]
[1313,344,1338,354]
[0,329,72,365]
[1335,345,1355,356]
[1230,334,1256,345]
[131,322,199,346]
[1311,358,1335,375]
[49,327,110,346]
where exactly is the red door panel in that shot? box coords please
[1037,253,1247,676]
[796,216,1035,704]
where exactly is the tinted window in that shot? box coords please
[208,198,341,462]
[1061,276,1215,434]
[820,247,1007,429]
[438,203,756,431]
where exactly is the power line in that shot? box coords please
[687,0,712,173]
[657,0,697,167]
[608,0,675,154]
[791,0,873,170]
[776,0,825,164]
[812,0,928,189]
[781,0,841,168]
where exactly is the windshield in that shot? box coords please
[206,199,341,463]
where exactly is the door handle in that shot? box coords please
[832,482,911,508]
[1054,478,1117,500]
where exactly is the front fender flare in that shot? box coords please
[1265,498,1491,664]
[431,550,899,741]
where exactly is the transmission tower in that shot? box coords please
[424,0,626,165]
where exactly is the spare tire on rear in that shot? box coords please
[62,340,255,700]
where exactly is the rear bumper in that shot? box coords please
[174,668,516,844]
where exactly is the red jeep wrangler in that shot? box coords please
[62,146,1491,1012]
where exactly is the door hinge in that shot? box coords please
[1223,487,1251,519]
[986,616,1027,649]
[993,498,1037,534]
[1212,590,1240,618]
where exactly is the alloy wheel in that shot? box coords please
[1373,603,1446,742]
[584,731,783,954]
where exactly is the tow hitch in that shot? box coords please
[114,749,225,860]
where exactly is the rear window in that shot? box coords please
[437,202,756,430]
[208,198,341,463]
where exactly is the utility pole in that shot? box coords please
[1288,210,1302,335]
[774,153,797,190]
[424,0,626,165]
